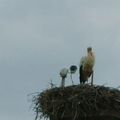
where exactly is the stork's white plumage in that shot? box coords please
[80,51,95,69]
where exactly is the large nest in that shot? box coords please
[32,85,120,120]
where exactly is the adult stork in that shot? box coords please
[79,47,95,85]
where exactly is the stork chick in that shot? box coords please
[60,68,69,87]
[69,65,77,85]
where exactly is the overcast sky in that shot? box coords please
[1,0,120,120]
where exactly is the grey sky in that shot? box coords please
[0,0,120,120]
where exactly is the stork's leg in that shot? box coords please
[70,74,74,85]
[79,65,84,84]
[61,78,65,87]
[91,71,94,85]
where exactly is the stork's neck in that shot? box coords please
[87,51,93,56]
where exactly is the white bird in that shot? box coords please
[60,68,69,87]
[79,47,95,85]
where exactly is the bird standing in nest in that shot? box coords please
[79,47,95,85]
[60,68,69,88]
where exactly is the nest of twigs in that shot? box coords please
[32,84,120,120]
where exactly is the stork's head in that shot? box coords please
[60,68,68,78]
[87,47,92,52]
[70,65,77,74]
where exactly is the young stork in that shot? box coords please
[79,47,95,85]
[60,68,69,87]
[69,65,77,85]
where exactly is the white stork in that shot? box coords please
[79,47,95,85]
[69,65,77,85]
[60,68,69,87]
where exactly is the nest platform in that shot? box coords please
[32,84,120,120]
